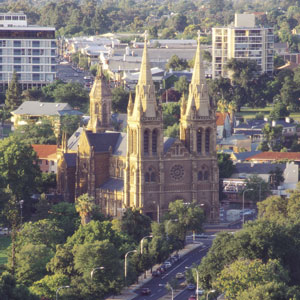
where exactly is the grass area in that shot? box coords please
[0,235,11,265]
[236,106,300,122]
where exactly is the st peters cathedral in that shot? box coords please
[57,35,219,223]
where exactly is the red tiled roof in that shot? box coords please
[32,144,57,159]
[216,112,229,126]
[246,152,300,161]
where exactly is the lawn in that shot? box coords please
[0,235,11,265]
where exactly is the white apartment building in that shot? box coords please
[0,12,56,91]
[212,13,274,79]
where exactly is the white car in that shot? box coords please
[196,288,204,295]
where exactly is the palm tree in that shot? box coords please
[75,193,95,225]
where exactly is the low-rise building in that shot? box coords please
[32,144,57,173]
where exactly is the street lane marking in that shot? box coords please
[161,258,188,279]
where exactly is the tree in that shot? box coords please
[163,102,180,128]
[165,200,205,250]
[269,167,284,189]
[111,86,129,113]
[120,208,151,244]
[217,153,234,178]
[5,71,22,111]
[164,123,179,138]
[60,115,82,138]
[13,120,57,145]
[0,272,38,300]
[279,76,300,112]
[244,175,271,203]
[21,88,45,102]
[171,13,188,32]
[269,100,290,120]
[161,89,181,103]
[52,82,89,112]
[15,243,54,285]
[214,258,289,300]
[261,123,284,151]
[174,76,189,95]
[166,55,189,71]
[0,136,41,212]
[75,194,95,225]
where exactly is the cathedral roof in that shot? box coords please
[113,132,127,156]
[99,178,124,191]
[64,153,77,167]
[86,131,120,152]
[68,127,83,151]
[163,137,176,153]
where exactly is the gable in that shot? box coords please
[164,138,190,158]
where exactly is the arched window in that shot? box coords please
[204,170,209,180]
[144,129,149,154]
[145,172,150,182]
[151,172,156,182]
[205,128,210,153]
[197,128,202,154]
[152,129,158,154]
[198,171,203,181]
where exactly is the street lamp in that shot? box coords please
[206,289,216,300]
[140,235,153,254]
[186,267,199,300]
[56,285,70,300]
[159,284,174,300]
[242,189,253,225]
[124,250,137,285]
[91,266,104,280]
[19,200,24,225]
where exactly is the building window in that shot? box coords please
[14,65,21,71]
[13,40,21,47]
[205,128,210,153]
[14,49,21,55]
[33,73,40,81]
[198,171,203,181]
[185,128,190,151]
[197,128,202,153]
[14,57,21,63]
[32,41,40,47]
[51,161,54,166]
[152,129,157,154]
[32,49,39,55]
[204,170,209,180]
[145,172,150,182]
[32,65,40,72]
[144,129,149,154]
[32,57,40,64]
[38,160,42,165]
[46,160,48,165]
[151,172,156,182]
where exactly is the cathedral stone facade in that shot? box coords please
[57,37,219,223]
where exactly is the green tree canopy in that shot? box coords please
[166,55,189,71]
[111,86,130,113]
[5,71,22,112]
[217,153,234,178]
[244,175,271,203]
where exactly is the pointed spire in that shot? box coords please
[138,30,153,86]
[127,91,134,114]
[96,62,104,78]
[191,30,205,85]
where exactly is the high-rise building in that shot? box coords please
[0,12,56,91]
[212,13,274,79]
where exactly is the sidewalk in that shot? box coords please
[105,242,202,300]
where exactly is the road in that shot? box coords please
[132,238,213,300]
[56,62,92,87]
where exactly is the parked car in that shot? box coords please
[158,265,166,273]
[187,284,196,290]
[196,288,204,295]
[176,272,185,279]
[164,261,172,268]
[188,295,196,300]
[152,270,159,277]
[141,288,151,295]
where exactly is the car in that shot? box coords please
[196,288,204,295]
[187,284,196,290]
[164,261,172,268]
[188,295,196,300]
[152,270,159,277]
[141,288,151,295]
[176,272,185,279]
[158,266,166,273]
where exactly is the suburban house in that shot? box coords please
[32,144,57,173]
[217,134,252,152]
[11,101,83,135]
